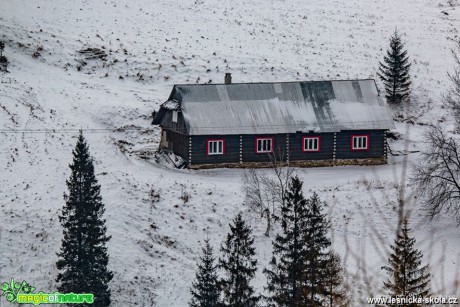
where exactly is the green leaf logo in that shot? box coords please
[0,278,35,303]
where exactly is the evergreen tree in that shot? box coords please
[303,192,331,306]
[56,132,113,307]
[190,239,220,307]
[265,176,310,307]
[378,30,412,103]
[382,218,431,305]
[219,213,259,307]
[323,251,349,307]
[0,41,4,58]
[265,178,333,307]
[0,40,8,72]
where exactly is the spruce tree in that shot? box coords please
[303,192,331,306]
[219,213,259,307]
[265,176,310,307]
[0,41,8,72]
[382,218,431,303]
[56,132,113,307]
[323,251,349,307]
[378,30,412,103]
[190,239,220,307]
[0,41,4,58]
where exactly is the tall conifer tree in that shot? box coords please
[382,219,431,303]
[303,192,331,306]
[56,132,113,307]
[219,213,259,307]
[190,239,220,307]
[323,251,349,307]
[0,41,5,58]
[265,176,310,307]
[0,40,8,71]
[265,178,334,307]
[378,30,412,103]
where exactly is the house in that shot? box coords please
[152,77,395,169]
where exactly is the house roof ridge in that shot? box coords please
[172,78,376,87]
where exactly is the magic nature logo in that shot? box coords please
[1,278,94,305]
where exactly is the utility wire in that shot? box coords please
[0,119,394,134]
[0,127,154,134]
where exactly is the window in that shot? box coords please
[172,111,178,123]
[351,135,369,150]
[207,139,224,155]
[256,137,273,153]
[303,137,320,152]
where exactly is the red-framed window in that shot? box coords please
[351,135,369,151]
[302,136,320,152]
[255,137,273,153]
[207,139,225,155]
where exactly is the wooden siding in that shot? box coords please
[190,135,240,164]
[335,130,385,159]
[164,130,189,162]
[163,130,387,166]
[157,109,187,134]
[242,134,287,163]
[289,132,334,161]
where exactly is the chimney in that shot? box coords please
[225,73,232,84]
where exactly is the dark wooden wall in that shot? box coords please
[336,130,385,159]
[289,132,334,161]
[190,135,240,164]
[241,134,287,163]
[156,109,187,134]
[164,130,387,166]
[164,130,189,161]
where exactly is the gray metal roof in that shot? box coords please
[162,80,395,135]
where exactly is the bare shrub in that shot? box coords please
[149,187,160,206]
[443,40,460,133]
[181,189,191,204]
[242,152,293,236]
[412,125,460,223]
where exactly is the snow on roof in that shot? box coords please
[163,79,395,135]
[162,99,180,110]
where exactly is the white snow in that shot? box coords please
[1,0,460,305]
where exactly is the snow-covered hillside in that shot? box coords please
[1,0,460,305]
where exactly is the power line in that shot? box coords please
[0,118,394,134]
[0,127,155,134]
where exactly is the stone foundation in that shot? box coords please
[188,157,388,170]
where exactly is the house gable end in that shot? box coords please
[152,86,190,134]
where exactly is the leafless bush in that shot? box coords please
[32,45,43,58]
[443,40,460,133]
[181,189,191,204]
[242,152,293,236]
[78,47,107,61]
[243,169,277,236]
[412,125,460,224]
[149,187,160,206]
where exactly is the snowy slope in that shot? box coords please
[1,0,460,305]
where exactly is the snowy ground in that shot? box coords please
[1,0,460,305]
